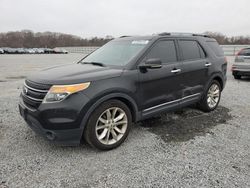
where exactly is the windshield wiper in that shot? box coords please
[81,62,106,67]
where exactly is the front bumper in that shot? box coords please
[18,92,90,146]
[232,70,250,76]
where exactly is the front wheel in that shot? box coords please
[84,100,132,150]
[198,80,221,112]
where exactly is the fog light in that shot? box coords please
[46,131,56,140]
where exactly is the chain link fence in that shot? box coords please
[60,45,250,56]
[221,45,250,56]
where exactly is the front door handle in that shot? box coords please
[205,62,212,67]
[171,69,181,73]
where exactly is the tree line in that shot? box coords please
[0,30,113,48]
[0,30,249,48]
[204,32,250,45]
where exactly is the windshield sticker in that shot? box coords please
[132,40,149,45]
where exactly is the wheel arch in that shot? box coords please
[213,76,224,90]
[206,73,225,91]
[79,92,140,132]
[111,96,138,122]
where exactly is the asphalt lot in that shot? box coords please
[0,54,249,188]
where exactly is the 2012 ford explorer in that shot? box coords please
[19,33,227,150]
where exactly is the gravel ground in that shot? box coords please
[0,54,249,188]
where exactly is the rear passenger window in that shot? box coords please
[146,40,177,63]
[179,40,204,60]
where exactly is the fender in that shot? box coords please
[204,72,225,94]
[79,91,140,131]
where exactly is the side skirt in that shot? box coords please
[141,93,201,120]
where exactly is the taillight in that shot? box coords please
[236,49,243,56]
[231,65,236,71]
[224,57,228,64]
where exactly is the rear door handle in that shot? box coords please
[171,69,181,73]
[205,62,212,67]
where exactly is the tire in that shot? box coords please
[84,99,132,150]
[234,75,241,79]
[197,80,221,112]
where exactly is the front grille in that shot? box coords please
[21,80,51,109]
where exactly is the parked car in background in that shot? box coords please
[32,48,44,54]
[60,49,68,54]
[0,47,69,54]
[232,48,250,79]
[53,48,62,54]
[27,48,36,54]
[3,47,17,54]
[16,48,26,54]
[37,48,45,54]
[44,48,54,54]
[53,48,68,54]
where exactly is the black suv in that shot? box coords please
[19,33,227,150]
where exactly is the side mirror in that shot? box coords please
[139,58,162,70]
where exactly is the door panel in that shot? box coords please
[138,63,183,112]
[178,40,209,100]
[137,39,184,117]
[181,59,209,97]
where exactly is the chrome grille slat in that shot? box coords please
[24,82,49,93]
[21,80,51,109]
[22,93,41,109]
[22,92,44,102]
[24,89,46,99]
[25,80,51,90]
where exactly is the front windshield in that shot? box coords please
[81,40,149,66]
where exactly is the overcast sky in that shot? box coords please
[0,0,249,38]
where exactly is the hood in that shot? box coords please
[27,63,123,85]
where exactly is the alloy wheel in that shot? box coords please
[95,107,128,145]
[207,83,220,109]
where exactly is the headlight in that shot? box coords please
[43,82,90,103]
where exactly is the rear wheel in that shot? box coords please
[84,99,132,150]
[198,80,221,112]
[234,75,241,79]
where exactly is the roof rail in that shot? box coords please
[158,32,171,36]
[170,32,194,36]
[192,33,211,38]
[157,32,211,38]
[119,35,131,38]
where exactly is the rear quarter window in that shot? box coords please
[206,41,224,57]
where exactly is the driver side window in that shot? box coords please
[146,40,177,64]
